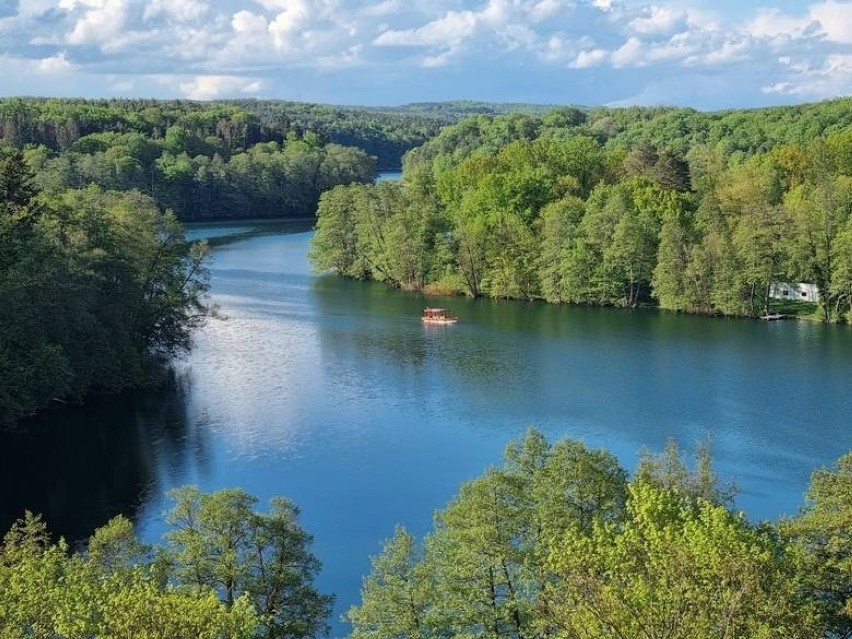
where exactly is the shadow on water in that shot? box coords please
[185,219,315,248]
[0,370,202,543]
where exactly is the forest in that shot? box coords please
[1,431,849,639]
[310,97,852,321]
[0,486,330,639]
[0,98,380,221]
[349,430,852,639]
[0,149,209,424]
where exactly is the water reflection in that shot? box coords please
[0,371,204,542]
[309,270,852,521]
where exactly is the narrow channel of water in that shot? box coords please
[2,221,850,636]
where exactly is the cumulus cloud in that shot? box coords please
[611,36,644,67]
[763,52,852,98]
[143,0,207,23]
[374,10,478,48]
[571,48,608,68]
[60,0,130,49]
[629,5,685,35]
[0,0,848,106]
[177,75,265,100]
[808,0,852,43]
[359,0,400,18]
[746,1,852,44]
[35,50,75,72]
[268,0,311,51]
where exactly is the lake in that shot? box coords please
[2,220,851,636]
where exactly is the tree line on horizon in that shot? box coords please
[0,98,380,221]
[1,431,849,638]
[311,97,852,321]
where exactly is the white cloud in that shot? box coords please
[359,0,400,18]
[0,0,849,109]
[11,0,56,19]
[772,53,852,98]
[611,36,644,67]
[35,50,75,73]
[571,48,608,68]
[422,52,452,67]
[809,0,852,43]
[530,0,564,22]
[268,0,311,51]
[61,0,130,49]
[745,1,852,44]
[178,75,265,100]
[318,44,363,67]
[700,39,749,65]
[762,81,791,94]
[144,0,208,23]
[232,9,267,35]
[374,10,478,47]
[745,7,809,41]
[629,5,684,35]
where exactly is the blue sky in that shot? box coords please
[0,0,849,108]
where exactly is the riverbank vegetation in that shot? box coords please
[311,97,852,322]
[0,149,210,425]
[1,433,849,638]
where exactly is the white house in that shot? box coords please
[770,282,819,303]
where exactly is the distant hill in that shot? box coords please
[0,98,566,169]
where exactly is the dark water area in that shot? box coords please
[2,220,851,636]
[375,170,402,182]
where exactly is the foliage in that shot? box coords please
[545,483,818,639]
[348,429,629,639]
[0,150,210,425]
[782,453,852,638]
[164,486,333,639]
[0,511,260,638]
[312,98,852,321]
[0,487,330,638]
[350,430,846,639]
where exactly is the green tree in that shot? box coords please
[425,469,532,639]
[164,486,333,639]
[0,511,258,639]
[634,438,737,507]
[544,483,818,639]
[348,526,433,639]
[310,185,363,277]
[833,216,852,321]
[785,177,852,321]
[537,196,585,303]
[782,453,852,638]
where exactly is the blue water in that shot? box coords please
[3,221,851,636]
[375,171,402,182]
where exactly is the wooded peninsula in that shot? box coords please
[310,97,852,322]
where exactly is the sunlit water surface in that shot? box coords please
[2,220,851,636]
